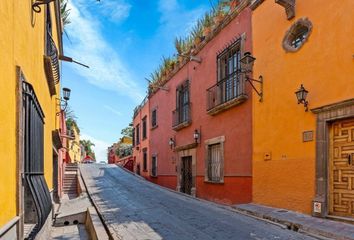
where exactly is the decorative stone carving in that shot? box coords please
[275,0,295,20]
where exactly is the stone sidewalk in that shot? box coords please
[233,203,354,240]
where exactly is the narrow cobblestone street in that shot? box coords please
[80,164,316,240]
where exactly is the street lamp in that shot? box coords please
[295,84,309,111]
[239,52,263,102]
[193,129,200,144]
[169,138,175,149]
[56,87,71,115]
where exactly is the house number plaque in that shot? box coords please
[303,131,314,142]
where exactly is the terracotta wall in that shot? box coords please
[251,0,354,213]
[149,8,253,204]
[133,99,150,178]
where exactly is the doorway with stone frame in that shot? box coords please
[312,99,354,221]
[176,146,197,197]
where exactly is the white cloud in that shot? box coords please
[157,0,207,38]
[65,0,144,102]
[81,133,110,163]
[98,0,132,22]
[103,105,122,117]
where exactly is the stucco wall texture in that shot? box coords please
[133,100,150,178]
[252,0,354,214]
[149,8,253,204]
[0,2,61,227]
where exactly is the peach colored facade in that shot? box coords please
[147,6,253,204]
[133,98,151,179]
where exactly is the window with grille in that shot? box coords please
[207,143,222,182]
[22,79,52,237]
[132,127,135,146]
[136,124,140,145]
[217,43,242,102]
[142,116,147,139]
[151,109,157,128]
[143,148,147,171]
[151,155,157,177]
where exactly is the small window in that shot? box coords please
[143,148,147,171]
[151,155,157,177]
[132,128,135,146]
[136,124,140,145]
[151,109,157,128]
[142,116,147,139]
[205,136,225,183]
[207,143,222,182]
[283,18,312,52]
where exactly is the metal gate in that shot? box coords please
[23,81,52,239]
[181,156,192,195]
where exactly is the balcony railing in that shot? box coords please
[172,103,191,130]
[44,31,60,95]
[206,72,247,115]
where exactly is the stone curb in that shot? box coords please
[232,205,354,240]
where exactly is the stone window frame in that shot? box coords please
[311,99,354,218]
[204,136,225,184]
[282,18,312,52]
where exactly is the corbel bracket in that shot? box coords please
[245,75,263,102]
[275,0,295,20]
[32,0,56,13]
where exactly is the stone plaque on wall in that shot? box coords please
[303,131,314,142]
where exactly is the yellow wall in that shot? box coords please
[252,0,354,213]
[0,1,62,227]
[68,127,81,162]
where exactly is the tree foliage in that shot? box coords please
[121,124,133,138]
[60,0,71,27]
[80,139,96,159]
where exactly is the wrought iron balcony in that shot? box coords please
[172,103,191,130]
[44,31,60,96]
[206,72,247,115]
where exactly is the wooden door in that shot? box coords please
[181,156,192,195]
[329,118,354,217]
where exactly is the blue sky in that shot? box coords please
[62,0,212,161]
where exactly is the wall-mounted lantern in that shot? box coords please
[295,84,309,111]
[169,137,175,149]
[193,129,200,144]
[32,0,56,13]
[56,87,71,115]
[240,52,263,102]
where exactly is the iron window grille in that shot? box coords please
[136,124,140,145]
[172,80,191,128]
[22,81,52,239]
[143,148,147,171]
[151,109,157,128]
[207,41,245,111]
[151,156,157,177]
[142,116,147,139]
[207,143,222,182]
[43,7,60,96]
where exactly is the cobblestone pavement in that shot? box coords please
[80,164,316,240]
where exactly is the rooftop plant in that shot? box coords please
[147,0,240,93]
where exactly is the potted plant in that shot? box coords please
[191,20,204,46]
[212,7,225,28]
[202,12,213,37]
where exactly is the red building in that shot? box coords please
[132,97,151,178]
[133,3,253,205]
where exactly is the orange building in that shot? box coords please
[251,0,354,218]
